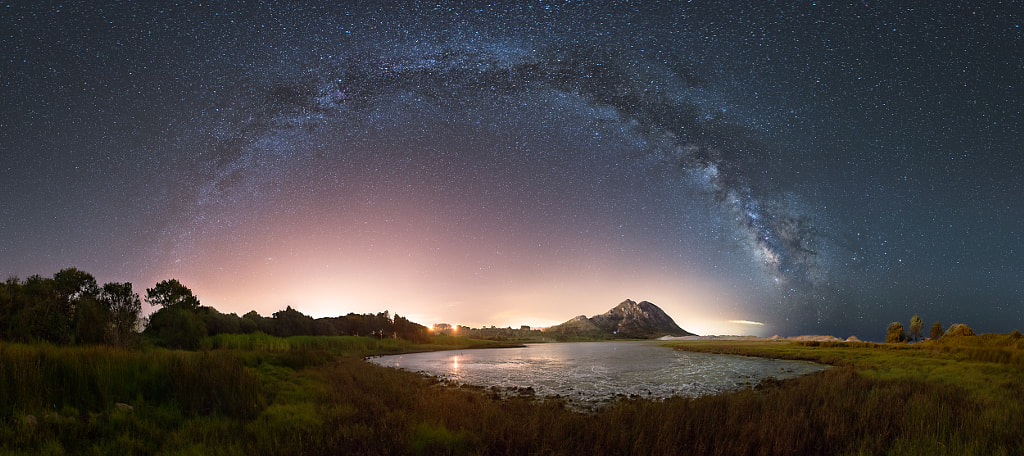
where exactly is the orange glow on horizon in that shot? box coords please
[145,200,776,338]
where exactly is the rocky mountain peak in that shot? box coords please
[545,299,695,339]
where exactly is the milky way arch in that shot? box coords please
[159,38,840,331]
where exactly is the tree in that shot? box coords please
[100,282,142,346]
[146,279,200,311]
[12,275,58,342]
[271,306,314,337]
[242,311,269,334]
[0,277,22,340]
[909,315,924,342]
[238,315,258,334]
[52,268,100,344]
[145,306,207,349]
[930,321,943,340]
[394,314,430,343]
[53,268,99,302]
[886,321,907,343]
[200,307,242,336]
[74,295,110,344]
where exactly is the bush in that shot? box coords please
[944,324,975,337]
[145,307,207,350]
[886,322,907,343]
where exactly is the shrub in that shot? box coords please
[145,307,207,350]
[886,322,907,343]
[944,324,975,337]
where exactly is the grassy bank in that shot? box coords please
[2,334,1022,454]
[667,335,1024,454]
[0,334,510,455]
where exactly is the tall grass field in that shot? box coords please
[2,333,1022,454]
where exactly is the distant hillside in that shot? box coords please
[545,300,695,340]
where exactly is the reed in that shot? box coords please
[0,342,262,418]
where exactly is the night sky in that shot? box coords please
[3,1,1021,338]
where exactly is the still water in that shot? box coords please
[369,342,826,407]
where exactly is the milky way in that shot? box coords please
[162,39,832,324]
[3,2,1021,337]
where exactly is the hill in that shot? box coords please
[545,299,695,339]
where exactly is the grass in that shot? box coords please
[1,332,1022,454]
[666,335,1024,455]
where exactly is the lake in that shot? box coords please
[369,341,827,408]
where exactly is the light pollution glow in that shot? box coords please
[138,164,781,337]
[728,320,766,326]
[144,203,770,336]
[151,247,770,337]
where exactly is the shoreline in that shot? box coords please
[664,334,862,343]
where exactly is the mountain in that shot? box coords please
[545,300,695,340]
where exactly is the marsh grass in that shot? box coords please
[0,342,265,455]
[0,343,262,418]
[667,336,1024,455]
[3,334,1022,454]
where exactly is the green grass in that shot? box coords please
[666,335,1024,455]
[665,334,1024,402]
[2,333,1022,454]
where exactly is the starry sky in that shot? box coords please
[2,1,1021,338]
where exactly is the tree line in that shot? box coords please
[885,314,975,343]
[1,268,430,349]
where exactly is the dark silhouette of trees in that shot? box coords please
[3,268,435,349]
[200,308,259,336]
[886,321,906,343]
[53,268,99,300]
[394,314,430,343]
[240,308,431,341]
[52,268,100,344]
[1,269,142,346]
[145,306,207,350]
[0,269,120,344]
[100,282,143,346]
[143,279,207,349]
[271,306,316,337]
[146,279,200,311]
[238,313,259,334]
[930,321,943,340]
[74,295,109,344]
[5,275,57,341]
[325,312,368,336]
[0,278,15,340]
[243,311,271,334]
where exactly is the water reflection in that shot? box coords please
[370,342,826,408]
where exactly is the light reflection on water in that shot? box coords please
[369,341,827,407]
